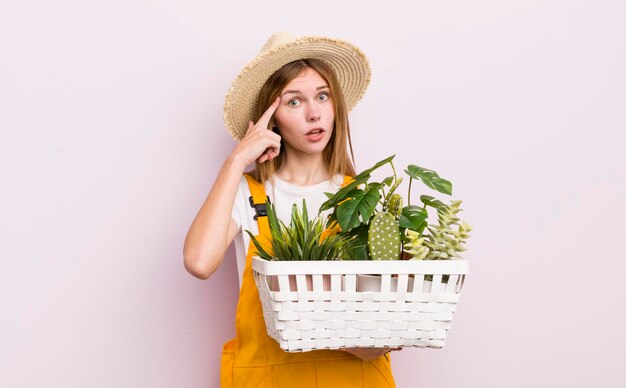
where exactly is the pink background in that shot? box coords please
[1,1,625,387]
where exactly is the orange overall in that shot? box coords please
[220,174,396,387]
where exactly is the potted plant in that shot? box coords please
[319,154,471,261]
[247,200,350,291]
[318,155,471,291]
[247,155,471,352]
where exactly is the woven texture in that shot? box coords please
[252,258,469,353]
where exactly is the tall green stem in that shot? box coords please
[385,161,399,210]
[380,185,387,210]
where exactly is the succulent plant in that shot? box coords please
[403,229,430,260]
[407,200,472,260]
[368,212,401,260]
[247,199,351,261]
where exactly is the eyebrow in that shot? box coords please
[281,85,329,96]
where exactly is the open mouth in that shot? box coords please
[306,128,325,136]
[305,128,325,142]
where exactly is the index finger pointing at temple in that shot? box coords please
[255,97,280,129]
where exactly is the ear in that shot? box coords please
[270,118,279,133]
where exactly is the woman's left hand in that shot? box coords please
[339,347,402,361]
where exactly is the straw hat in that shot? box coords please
[223,32,371,141]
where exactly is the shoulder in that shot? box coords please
[332,173,347,187]
[236,174,251,194]
[233,174,255,210]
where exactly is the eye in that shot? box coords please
[318,92,330,102]
[288,99,300,107]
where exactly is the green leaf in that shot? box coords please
[399,205,428,233]
[405,165,453,195]
[367,182,382,191]
[319,179,362,212]
[245,230,273,260]
[319,155,395,212]
[266,202,282,240]
[336,188,381,231]
[345,224,370,260]
[420,195,449,211]
[302,199,309,224]
[353,155,395,182]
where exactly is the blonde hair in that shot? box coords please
[251,59,356,183]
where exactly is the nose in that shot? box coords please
[306,104,320,122]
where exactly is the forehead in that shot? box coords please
[283,68,328,90]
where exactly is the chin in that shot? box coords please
[295,142,329,155]
[309,139,332,154]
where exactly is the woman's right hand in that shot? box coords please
[232,97,282,166]
[183,98,283,280]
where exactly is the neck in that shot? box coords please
[276,151,330,186]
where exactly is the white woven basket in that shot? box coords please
[252,257,469,353]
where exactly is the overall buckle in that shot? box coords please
[249,196,271,220]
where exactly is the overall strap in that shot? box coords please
[243,173,270,238]
[244,173,352,238]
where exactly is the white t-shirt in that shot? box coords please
[230,173,344,287]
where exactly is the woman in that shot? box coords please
[184,32,397,387]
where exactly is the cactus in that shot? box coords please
[367,184,402,260]
[388,194,403,220]
[368,212,401,260]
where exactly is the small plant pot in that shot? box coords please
[356,273,435,293]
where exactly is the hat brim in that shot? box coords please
[223,36,371,141]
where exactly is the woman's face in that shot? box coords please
[273,67,335,156]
